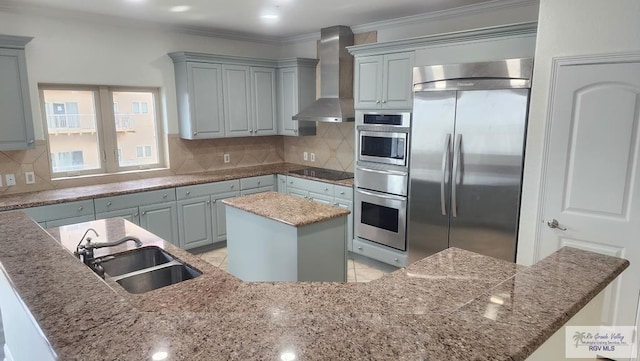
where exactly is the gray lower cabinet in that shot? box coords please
[282,176,354,249]
[177,195,214,249]
[23,199,95,229]
[0,35,35,151]
[94,189,179,246]
[212,191,239,242]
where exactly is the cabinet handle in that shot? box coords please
[28,139,35,144]
[257,180,261,185]
[142,211,147,216]
[193,132,198,136]
[333,202,339,206]
[357,246,363,250]
[339,191,345,195]
[376,100,380,104]
[207,200,211,205]
[186,191,191,195]
[213,199,217,203]
[324,187,328,191]
[230,185,235,189]
[394,258,399,262]
[163,193,168,198]
[382,100,387,103]
[78,206,83,211]
[106,201,112,207]
[289,180,293,184]
[134,212,139,217]
[294,129,298,134]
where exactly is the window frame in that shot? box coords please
[39,84,165,178]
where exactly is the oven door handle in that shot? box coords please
[441,133,451,216]
[356,189,406,202]
[356,167,408,177]
[452,133,462,218]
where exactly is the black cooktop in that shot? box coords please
[289,167,354,181]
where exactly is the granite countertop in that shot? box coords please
[222,192,350,227]
[0,163,354,211]
[0,213,629,361]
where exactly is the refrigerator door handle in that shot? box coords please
[452,133,462,218]
[441,133,451,215]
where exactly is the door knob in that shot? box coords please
[547,219,567,231]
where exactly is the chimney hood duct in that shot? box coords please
[293,25,355,123]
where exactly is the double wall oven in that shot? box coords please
[355,111,410,251]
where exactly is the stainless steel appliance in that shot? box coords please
[408,58,533,263]
[355,111,411,251]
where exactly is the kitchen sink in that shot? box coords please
[115,263,200,294]
[100,246,173,277]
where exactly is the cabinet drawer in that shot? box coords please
[240,175,274,190]
[24,200,95,223]
[334,185,353,201]
[240,185,275,196]
[176,180,239,200]
[94,188,176,213]
[352,238,407,267]
[286,176,334,196]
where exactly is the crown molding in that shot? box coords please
[347,21,537,56]
[0,35,33,49]
[350,0,539,35]
[0,0,539,45]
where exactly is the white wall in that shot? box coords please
[517,0,640,265]
[0,10,282,138]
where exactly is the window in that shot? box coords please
[40,85,164,177]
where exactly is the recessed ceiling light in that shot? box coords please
[151,351,168,361]
[260,7,280,24]
[170,5,192,13]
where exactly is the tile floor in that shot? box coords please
[195,245,398,282]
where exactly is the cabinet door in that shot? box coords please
[0,48,34,150]
[287,188,308,199]
[223,65,252,137]
[334,198,354,251]
[278,67,299,135]
[95,208,140,225]
[354,55,382,109]
[139,202,179,246]
[381,52,414,109]
[211,191,240,242]
[276,174,287,193]
[251,67,277,135]
[188,63,225,138]
[177,196,213,249]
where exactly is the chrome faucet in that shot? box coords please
[75,233,143,278]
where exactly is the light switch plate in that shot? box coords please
[310,153,315,162]
[25,171,35,184]
[5,174,16,186]
[223,154,230,163]
[303,152,308,161]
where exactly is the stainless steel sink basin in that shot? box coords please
[115,263,200,294]
[100,247,173,277]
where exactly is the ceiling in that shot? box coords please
[4,0,498,40]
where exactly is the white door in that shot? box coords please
[538,56,640,336]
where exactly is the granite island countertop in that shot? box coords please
[222,192,350,227]
[0,212,630,361]
[0,163,353,211]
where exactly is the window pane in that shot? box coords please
[43,89,101,173]
[113,91,159,167]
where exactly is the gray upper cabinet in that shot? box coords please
[251,67,277,136]
[187,63,225,138]
[277,58,318,136]
[223,64,252,137]
[354,51,414,110]
[0,35,35,151]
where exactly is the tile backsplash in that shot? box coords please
[283,122,355,172]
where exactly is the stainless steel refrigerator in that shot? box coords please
[407,58,533,263]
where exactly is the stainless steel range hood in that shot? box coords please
[293,25,355,123]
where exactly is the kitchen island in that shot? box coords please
[223,192,349,282]
[0,212,629,360]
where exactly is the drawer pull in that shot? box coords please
[163,193,168,198]
[357,246,363,250]
[186,191,191,195]
[207,200,211,205]
[257,180,261,185]
[230,185,235,189]
[289,181,293,184]
[78,206,83,211]
[142,211,147,216]
[106,201,112,206]
[339,191,345,195]
[134,212,139,217]
[324,187,328,191]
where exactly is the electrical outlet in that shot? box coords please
[223,154,230,163]
[25,171,35,184]
[0,176,3,187]
[303,152,308,161]
[5,174,16,186]
[310,153,315,162]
